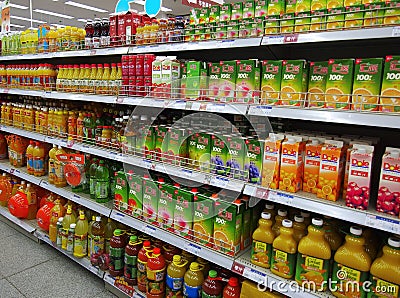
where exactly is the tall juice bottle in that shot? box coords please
[77,112,84,142]
[74,210,89,258]
[88,64,97,94]
[56,217,64,247]
[0,173,12,206]
[87,215,96,259]
[62,205,77,250]
[323,217,343,253]
[109,229,126,277]
[71,64,80,92]
[293,215,307,243]
[49,199,66,243]
[263,203,276,222]
[202,270,223,298]
[89,158,99,199]
[65,65,74,92]
[104,218,117,255]
[54,146,67,187]
[166,255,188,298]
[116,63,122,95]
[47,108,54,135]
[223,278,241,298]
[101,63,111,95]
[251,212,275,269]
[33,142,45,177]
[40,107,48,134]
[301,211,311,227]
[95,63,103,95]
[184,262,204,298]
[26,141,35,175]
[368,237,400,298]
[91,216,105,258]
[138,240,153,293]
[271,219,298,279]
[48,144,57,184]
[67,111,77,140]
[196,258,210,279]
[56,65,64,90]
[95,160,110,203]
[272,209,288,236]
[363,229,379,260]
[109,63,118,95]
[26,183,37,220]
[124,235,142,286]
[295,218,331,291]
[146,247,167,298]
[331,227,372,298]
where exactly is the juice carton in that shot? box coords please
[195,132,211,173]
[188,132,198,169]
[345,145,374,210]
[310,9,327,31]
[325,58,355,109]
[226,135,247,180]
[255,0,269,17]
[209,5,220,23]
[261,60,283,105]
[174,187,196,239]
[154,125,169,162]
[213,198,244,255]
[326,7,345,29]
[327,0,344,8]
[203,23,214,41]
[115,171,129,212]
[245,137,264,184]
[158,182,176,231]
[352,57,383,111]
[208,62,221,100]
[344,0,361,6]
[303,138,323,194]
[226,20,239,39]
[308,61,329,107]
[185,24,195,42]
[280,60,309,106]
[296,0,312,11]
[215,21,227,40]
[317,140,344,201]
[152,57,163,96]
[194,24,204,41]
[377,147,400,216]
[185,61,208,100]
[194,192,217,247]
[243,0,256,18]
[262,133,285,189]
[220,4,232,21]
[295,12,311,32]
[162,57,181,99]
[286,0,298,13]
[363,2,385,27]
[250,17,265,37]
[219,60,237,102]
[344,5,365,28]
[166,127,187,166]
[190,8,200,25]
[144,126,155,160]
[279,136,306,193]
[281,13,295,33]
[239,19,251,38]
[265,16,280,34]
[232,2,244,20]
[211,135,229,176]
[380,55,400,113]
[384,0,400,26]
[199,7,209,24]
[311,0,327,10]
[236,59,261,104]
[128,173,143,218]
[180,62,187,98]
[268,0,286,15]
[142,177,159,225]
[240,195,252,250]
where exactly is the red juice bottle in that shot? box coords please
[222,278,240,298]
[84,19,94,49]
[146,247,166,298]
[202,270,223,298]
[138,240,152,292]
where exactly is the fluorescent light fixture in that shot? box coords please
[34,9,74,19]
[77,18,87,22]
[10,24,25,28]
[160,7,172,12]
[51,24,66,28]
[9,3,29,10]
[65,1,108,13]
[133,0,146,5]
[10,15,46,24]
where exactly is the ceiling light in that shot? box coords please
[10,24,26,28]
[51,24,66,28]
[9,4,29,10]
[77,18,87,22]
[133,0,146,5]
[10,16,46,24]
[160,7,172,12]
[34,9,74,19]
[65,1,108,13]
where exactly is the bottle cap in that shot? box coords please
[114,229,122,236]
[282,219,293,228]
[265,203,274,210]
[350,226,362,236]
[388,237,400,248]
[190,262,200,271]
[294,215,304,223]
[228,277,239,287]
[278,209,287,217]
[70,223,76,229]
[261,212,271,220]
[153,247,161,255]
[58,217,64,222]
[209,270,218,278]
[173,255,181,263]
[143,240,151,247]
[312,218,324,226]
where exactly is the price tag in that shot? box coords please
[210,176,229,188]
[66,139,75,149]
[3,88,9,94]
[206,103,226,113]
[109,151,124,162]
[243,267,267,285]
[88,264,102,276]
[181,169,193,179]
[392,27,400,37]
[142,160,154,170]
[142,224,157,236]
[90,50,97,55]
[270,192,294,206]
[231,262,245,275]
[169,100,187,110]
[284,34,299,43]
[14,169,20,175]
[365,214,400,233]
[70,194,82,204]
[184,242,201,256]
[104,273,115,285]
[113,212,126,220]
[251,105,273,116]
[40,180,49,187]
[255,187,270,199]
[261,36,284,45]
[116,97,124,104]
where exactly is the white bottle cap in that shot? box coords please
[261,212,271,220]
[282,219,293,228]
[27,183,31,187]
[294,215,304,223]
[350,226,363,236]
[312,218,324,226]
[278,209,287,217]
[70,223,76,229]
[58,217,64,222]
[21,181,26,185]
[265,203,274,210]
[96,216,101,221]
[388,237,400,248]
[301,211,310,218]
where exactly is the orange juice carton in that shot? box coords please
[209,5,220,23]
[380,55,400,112]
[384,0,400,26]
[208,62,221,100]
[219,60,237,102]
[344,5,365,29]
[262,133,285,189]
[296,0,312,12]
[352,57,383,111]
[190,8,200,25]
[308,61,329,107]
[268,0,286,15]
[295,12,311,32]
[377,147,400,216]
[232,2,244,20]
[312,0,327,10]
[327,0,344,8]
[326,7,345,30]
[281,13,295,33]
[286,0,298,13]
[255,0,269,16]
[280,60,309,107]
[261,60,283,105]
[303,138,324,194]
[265,16,281,34]
[317,140,344,201]
[193,192,217,247]
[363,2,385,27]
[279,136,306,193]
[325,58,354,109]
[220,4,232,22]
[243,0,256,18]
[236,59,261,104]
[310,9,328,31]
[345,145,374,210]
[198,7,209,24]
[344,0,361,7]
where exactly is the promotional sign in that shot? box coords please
[1,0,10,33]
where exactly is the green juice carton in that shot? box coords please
[194,192,217,247]
[286,0,298,13]
[326,7,345,30]
[208,62,221,100]
[268,0,286,16]
[245,137,264,184]
[209,5,220,23]
[265,15,280,34]
[219,60,237,102]
[344,5,364,28]
[243,0,256,18]
[308,61,329,108]
[311,0,327,10]
[188,132,198,169]
[281,13,295,33]
[363,2,384,27]
[255,0,269,16]
[213,198,244,256]
[211,135,229,176]
[296,0,312,11]
[114,171,129,212]
[232,2,244,20]
[194,24,204,41]
[154,125,169,162]
[174,187,197,239]
[215,21,227,40]
[261,60,283,105]
[327,0,344,8]
[195,132,211,172]
[157,181,176,231]
[189,8,200,25]
[280,59,309,106]
[226,135,247,180]
[127,172,143,218]
[199,7,209,24]
[142,176,159,225]
[166,127,188,166]
[352,57,383,111]
[241,195,252,250]
[310,9,327,31]
[383,1,400,25]
[325,58,355,109]
[236,59,261,104]
[220,4,232,21]
[380,55,400,112]
[185,61,208,100]
[144,126,155,160]
[251,17,265,37]
[202,23,214,40]
[295,12,311,32]
[227,20,239,39]
[344,0,361,7]
[239,19,251,38]
[185,24,195,42]
[180,62,187,99]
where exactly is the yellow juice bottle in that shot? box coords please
[109,63,117,95]
[40,107,48,134]
[33,141,45,177]
[331,226,371,298]
[25,104,35,131]
[82,64,91,93]
[48,108,54,136]
[263,203,276,223]
[295,218,331,291]
[271,219,298,279]
[56,65,64,91]
[76,64,85,93]
[26,183,37,220]
[74,210,89,258]
[272,209,288,236]
[76,112,84,142]
[48,144,57,184]
[101,63,111,95]
[251,212,276,268]
[293,215,307,242]
[61,108,69,138]
[26,141,35,175]
[116,63,122,95]
[95,64,103,95]
[49,199,66,243]
[88,64,97,94]
[65,65,74,92]
[54,145,67,188]
[71,64,80,92]
[62,205,76,250]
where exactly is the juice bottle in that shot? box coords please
[49,199,66,243]
[182,251,197,264]
[202,270,223,298]
[76,112,84,142]
[89,158,99,199]
[363,229,379,260]
[109,63,117,95]
[295,218,331,291]
[105,218,117,255]
[323,217,343,252]
[95,160,110,203]
[292,215,307,242]
[56,65,64,90]
[116,63,122,95]
[67,111,77,140]
[0,173,12,206]
[95,63,103,95]
[66,223,76,254]
[251,212,275,269]
[26,183,37,220]
[62,205,77,250]
[33,142,45,177]
[147,247,166,298]
[271,219,297,279]
[184,262,204,298]
[48,144,57,184]
[124,235,142,286]
[272,209,288,236]
[88,64,97,94]
[301,211,311,226]
[55,146,67,187]
[196,258,210,279]
[74,210,89,258]
[138,240,153,293]
[101,63,111,95]
[369,237,400,298]
[87,215,96,259]
[56,217,64,247]
[263,203,276,222]
[26,141,35,175]
[223,278,241,298]
[91,216,105,258]
[331,226,372,298]
[166,255,188,298]
[109,229,126,277]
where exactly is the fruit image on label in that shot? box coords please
[295,254,329,289]
[251,241,272,267]
[271,248,296,278]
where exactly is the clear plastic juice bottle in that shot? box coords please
[95,160,110,203]
[74,210,89,258]
[62,205,76,250]
[81,64,91,93]
[109,63,117,95]
[71,64,80,92]
[56,65,64,91]
[90,216,105,259]
[76,112,84,142]
[89,158,99,199]
[88,64,97,94]
[101,63,111,95]
[67,111,77,140]
[87,215,95,259]
[293,215,307,243]
[251,212,275,269]
[104,218,117,255]
[272,209,288,236]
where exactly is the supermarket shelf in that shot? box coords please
[0,205,36,233]
[0,87,44,97]
[110,210,235,270]
[104,273,146,298]
[0,124,47,141]
[244,184,400,235]
[43,91,117,105]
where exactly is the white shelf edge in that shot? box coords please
[0,206,36,233]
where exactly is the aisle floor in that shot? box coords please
[0,219,117,298]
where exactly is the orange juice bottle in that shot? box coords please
[33,141,45,177]
[292,215,307,242]
[109,63,117,95]
[0,173,12,207]
[68,111,77,139]
[251,212,275,268]
[271,219,298,279]
[25,104,35,131]
[82,64,91,93]
[272,209,288,236]
[116,63,122,95]
[262,133,285,189]
[369,237,400,298]
[55,145,67,187]
[301,211,311,226]
[48,144,57,184]
[263,203,276,224]
[26,183,38,220]
[101,63,111,95]
[26,140,35,175]
[49,199,66,243]
[95,64,103,95]
[323,216,343,252]
[65,65,74,92]
[331,227,371,298]
[295,218,331,291]
[40,107,48,134]
[71,65,80,92]
[88,64,97,94]
[56,65,64,91]
[76,112,84,142]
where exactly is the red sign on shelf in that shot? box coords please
[231,262,245,275]
[182,0,220,8]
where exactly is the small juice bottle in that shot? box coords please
[251,212,275,268]
[56,65,64,91]
[202,270,223,298]
[67,111,77,139]
[272,209,288,236]
[184,262,204,298]
[81,64,91,93]
[223,277,241,298]
[71,65,80,92]
[292,214,307,242]
[74,210,89,258]
[76,112,84,142]
[91,216,105,258]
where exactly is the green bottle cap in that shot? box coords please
[114,229,122,236]
[129,235,138,243]
[209,270,218,278]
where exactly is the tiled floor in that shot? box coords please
[0,219,117,298]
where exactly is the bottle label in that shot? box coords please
[370,276,399,298]
[27,192,36,205]
[251,240,272,268]
[105,239,111,254]
[271,248,296,278]
[67,232,74,253]
[202,293,222,298]
[85,37,92,49]
[147,280,165,296]
[331,262,369,298]
[56,226,63,247]
[137,259,147,287]
[92,236,105,255]
[110,246,124,258]
[124,255,137,280]
[295,254,330,290]
[183,284,202,298]
[147,268,165,282]
[61,228,69,249]
[33,157,44,173]
[166,275,183,291]
[96,181,109,199]
[110,246,124,271]
[74,234,88,257]
[90,178,96,195]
